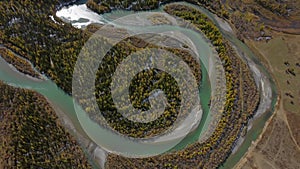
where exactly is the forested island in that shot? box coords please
[105,4,259,168]
[91,36,202,138]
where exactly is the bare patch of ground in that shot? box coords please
[286,111,300,148]
[235,109,300,169]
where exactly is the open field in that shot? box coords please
[247,31,300,114]
[235,109,300,169]
[235,31,300,169]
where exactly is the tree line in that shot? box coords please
[105,4,259,168]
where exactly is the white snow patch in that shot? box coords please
[56,4,106,28]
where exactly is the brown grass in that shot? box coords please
[234,30,300,169]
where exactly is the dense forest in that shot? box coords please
[86,0,162,12]
[0,0,90,94]
[0,81,91,168]
[0,1,93,168]
[0,47,41,79]
[105,4,259,168]
[86,0,229,17]
[73,35,202,138]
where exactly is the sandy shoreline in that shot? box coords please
[214,13,274,156]
[233,99,279,168]
[46,98,108,169]
[229,42,273,155]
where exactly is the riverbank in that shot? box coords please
[0,48,107,169]
[234,97,279,168]
[55,1,277,168]
[0,0,276,168]
[0,81,92,168]
[0,46,44,81]
[46,98,107,169]
[233,30,300,169]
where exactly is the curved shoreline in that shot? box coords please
[0,46,46,81]
[230,43,273,154]
[207,12,276,169]
[0,1,277,168]
[46,98,107,169]
[0,48,107,169]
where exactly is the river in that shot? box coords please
[0,1,277,169]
